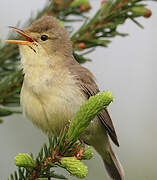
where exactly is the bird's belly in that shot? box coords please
[20,83,85,135]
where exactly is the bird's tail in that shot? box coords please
[103,145,124,180]
[95,142,124,180]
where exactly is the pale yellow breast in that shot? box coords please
[20,65,85,135]
[19,44,86,135]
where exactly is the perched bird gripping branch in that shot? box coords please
[6,16,124,180]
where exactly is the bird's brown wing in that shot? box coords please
[70,63,119,146]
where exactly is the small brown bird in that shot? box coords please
[6,16,124,180]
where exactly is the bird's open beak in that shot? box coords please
[5,26,35,45]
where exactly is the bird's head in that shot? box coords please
[6,16,73,60]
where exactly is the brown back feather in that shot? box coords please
[69,58,119,146]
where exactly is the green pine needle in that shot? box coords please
[14,153,36,168]
[60,157,88,179]
[66,91,113,143]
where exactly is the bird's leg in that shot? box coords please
[79,137,85,145]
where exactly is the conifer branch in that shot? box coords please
[72,0,153,50]
[8,92,112,180]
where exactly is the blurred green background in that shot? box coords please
[0,0,157,179]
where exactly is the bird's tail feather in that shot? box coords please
[102,144,124,180]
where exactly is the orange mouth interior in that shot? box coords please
[5,26,35,45]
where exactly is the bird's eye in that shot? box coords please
[40,35,48,41]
